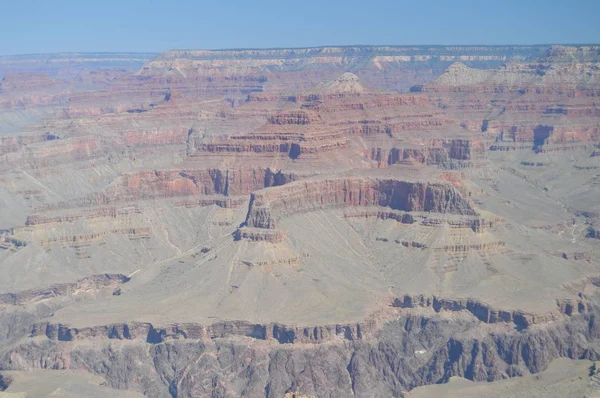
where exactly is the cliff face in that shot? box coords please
[1,303,600,398]
[244,178,474,229]
[104,168,297,201]
[368,138,485,168]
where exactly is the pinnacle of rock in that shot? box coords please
[434,62,494,85]
[337,72,360,82]
[446,62,469,72]
[315,72,365,93]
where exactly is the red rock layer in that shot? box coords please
[244,178,474,229]
[103,168,297,202]
[0,136,102,169]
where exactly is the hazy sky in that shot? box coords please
[2,0,599,55]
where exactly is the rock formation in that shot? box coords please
[0,45,599,398]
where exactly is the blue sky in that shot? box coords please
[1,0,599,55]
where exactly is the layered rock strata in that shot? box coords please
[244,177,474,229]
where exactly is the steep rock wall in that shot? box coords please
[244,178,475,229]
[2,309,600,397]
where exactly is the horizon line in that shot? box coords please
[1,43,599,58]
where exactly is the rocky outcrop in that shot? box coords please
[343,209,416,224]
[0,274,129,305]
[17,227,150,247]
[196,138,313,158]
[312,72,366,94]
[299,93,431,112]
[487,124,600,144]
[420,216,497,233]
[103,167,297,202]
[267,111,319,125]
[172,196,247,209]
[244,178,475,229]
[27,319,375,345]
[105,168,296,200]
[369,138,485,169]
[561,251,592,261]
[342,209,495,234]
[435,241,506,256]
[233,227,286,243]
[24,206,139,226]
[0,136,102,169]
[587,226,600,240]
[393,294,588,329]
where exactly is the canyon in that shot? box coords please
[0,45,598,397]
